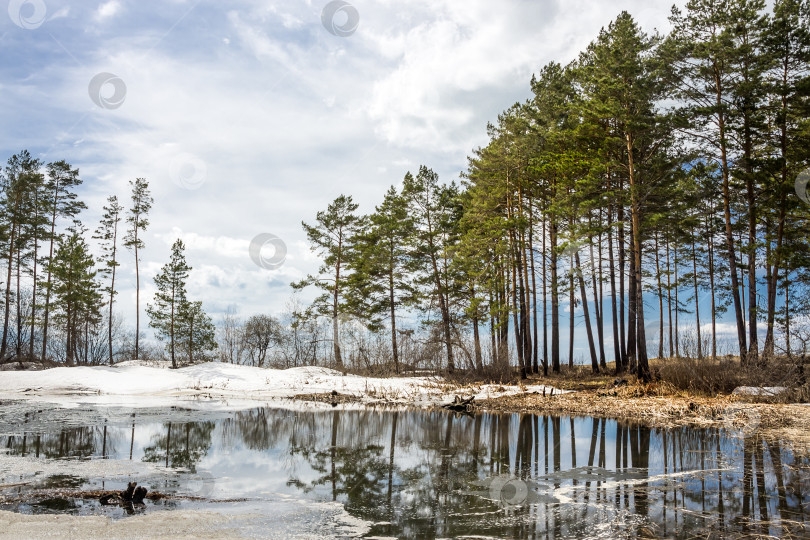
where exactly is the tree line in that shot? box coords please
[294,0,810,380]
[0,157,216,367]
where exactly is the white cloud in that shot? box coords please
[94,0,122,22]
[1,0,685,337]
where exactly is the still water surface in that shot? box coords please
[0,402,808,538]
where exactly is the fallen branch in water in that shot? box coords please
[442,395,475,413]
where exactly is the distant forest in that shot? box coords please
[1,1,808,379]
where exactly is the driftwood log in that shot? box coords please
[442,395,475,413]
[99,481,148,508]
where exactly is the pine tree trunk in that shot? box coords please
[627,220,637,374]
[529,204,539,375]
[170,283,176,369]
[674,244,680,358]
[84,318,89,365]
[550,216,560,373]
[691,235,702,359]
[41,184,59,362]
[617,182,627,367]
[654,234,664,359]
[16,247,22,358]
[389,264,399,374]
[1,221,18,361]
[575,251,599,373]
[29,192,39,358]
[472,314,483,372]
[589,232,606,369]
[596,216,606,370]
[627,132,649,381]
[764,63,790,359]
[135,240,140,361]
[609,206,621,369]
[568,252,575,369]
[714,79,747,365]
[510,231,526,379]
[489,289,497,366]
[665,233,673,358]
[332,247,343,369]
[784,277,790,356]
[108,220,118,366]
[541,213,549,376]
[517,226,530,376]
[707,214,717,359]
[65,301,73,366]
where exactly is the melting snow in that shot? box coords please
[0,362,565,408]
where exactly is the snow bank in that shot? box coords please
[0,362,563,408]
[731,386,788,397]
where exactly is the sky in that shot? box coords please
[1,0,715,357]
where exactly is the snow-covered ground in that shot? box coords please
[731,386,788,397]
[0,501,372,539]
[0,362,562,409]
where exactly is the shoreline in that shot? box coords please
[289,384,810,455]
[1,362,808,453]
[477,389,810,452]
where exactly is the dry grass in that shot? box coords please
[651,355,808,398]
[466,357,810,453]
[482,389,810,448]
[479,365,810,454]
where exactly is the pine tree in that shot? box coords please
[577,11,672,380]
[294,195,363,370]
[176,300,217,364]
[124,178,153,361]
[49,227,101,366]
[346,186,416,373]
[761,0,810,357]
[0,151,44,361]
[18,158,48,359]
[147,239,190,369]
[403,167,462,374]
[666,0,769,365]
[40,160,85,361]
[93,196,123,366]
[527,62,580,374]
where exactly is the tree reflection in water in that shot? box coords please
[274,409,808,539]
[142,421,214,472]
[2,407,808,538]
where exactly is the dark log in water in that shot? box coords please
[442,395,475,413]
